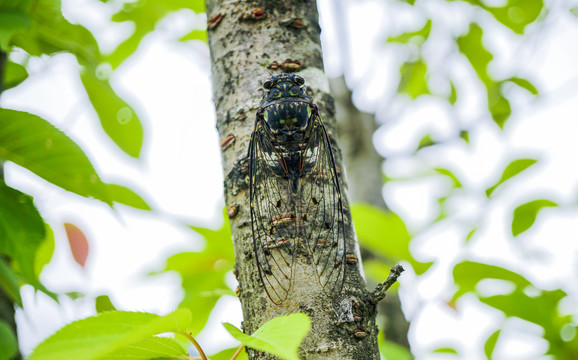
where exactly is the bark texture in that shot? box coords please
[205,1,385,358]
[330,76,411,349]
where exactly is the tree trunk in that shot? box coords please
[205,1,399,358]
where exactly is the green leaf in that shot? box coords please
[0,11,29,50]
[155,209,234,335]
[457,22,539,129]
[388,19,431,44]
[560,323,577,342]
[179,29,207,42]
[0,258,22,306]
[223,313,311,360]
[209,346,248,360]
[480,286,575,358]
[352,204,410,260]
[488,86,512,130]
[165,252,234,335]
[417,134,435,150]
[98,336,187,360]
[9,0,99,60]
[378,336,413,360]
[4,0,145,159]
[107,183,151,210]
[34,223,55,278]
[458,24,513,128]
[481,288,566,341]
[482,0,543,34]
[484,329,501,359]
[458,23,493,85]
[2,60,28,89]
[433,347,458,354]
[0,181,46,283]
[505,77,538,95]
[95,295,117,313]
[189,207,234,261]
[362,259,392,285]
[465,228,477,243]
[511,199,558,236]
[486,158,538,197]
[487,84,511,129]
[434,168,462,188]
[398,60,430,99]
[0,319,18,360]
[351,204,432,275]
[571,6,578,17]
[0,109,110,203]
[4,0,144,158]
[80,71,143,158]
[29,309,192,360]
[107,0,205,68]
[452,261,531,301]
[449,81,458,105]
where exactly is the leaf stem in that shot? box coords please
[178,331,208,360]
[231,344,245,360]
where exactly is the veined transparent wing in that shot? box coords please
[299,113,346,298]
[249,120,297,304]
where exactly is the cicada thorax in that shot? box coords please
[257,101,319,192]
[257,100,313,222]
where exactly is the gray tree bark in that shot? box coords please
[205,1,400,358]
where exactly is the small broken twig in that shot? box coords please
[370,264,404,304]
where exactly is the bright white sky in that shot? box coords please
[2,0,578,358]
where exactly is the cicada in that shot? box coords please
[248,73,346,304]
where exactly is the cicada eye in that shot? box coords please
[263,80,273,89]
[294,75,305,86]
[289,85,300,96]
[270,88,281,98]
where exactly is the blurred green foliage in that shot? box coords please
[153,209,236,335]
[380,0,576,357]
[1,0,144,157]
[352,203,432,276]
[0,319,18,360]
[485,158,538,197]
[511,199,558,236]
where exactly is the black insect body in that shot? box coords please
[248,73,346,304]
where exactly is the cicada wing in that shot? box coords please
[249,121,297,304]
[300,114,346,299]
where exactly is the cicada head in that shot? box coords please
[259,73,314,137]
[261,73,312,105]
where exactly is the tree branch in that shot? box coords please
[370,264,404,304]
